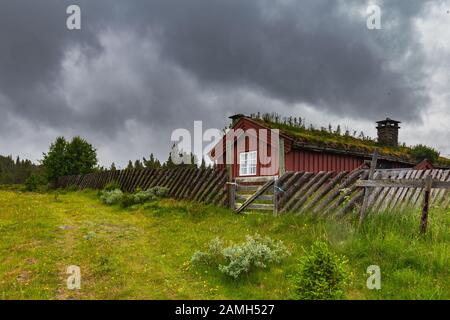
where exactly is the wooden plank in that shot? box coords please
[369,170,400,213]
[199,170,226,203]
[236,194,273,202]
[171,168,190,197]
[322,170,369,217]
[191,169,212,200]
[399,170,424,211]
[388,169,414,211]
[194,170,216,201]
[336,188,365,218]
[293,171,334,214]
[279,172,314,213]
[235,179,275,214]
[433,170,450,206]
[314,169,363,215]
[175,169,196,199]
[235,176,277,184]
[236,203,274,211]
[420,175,433,233]
[357,178,450,189]
[412,170,439,208]
[205,172,228,204]
[237,184,261,192]
[182,169,205,199]
[301,171,346,214]
[379,169,408,212]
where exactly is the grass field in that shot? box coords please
[0,189,448,300]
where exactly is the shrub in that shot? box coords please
[192,234,290,279]
[191,237,224,265]
[133,189,158,204]
[292,241,349,300]
[151,186,169,197]
[65,184,79,192]
[409,144,440,163]
[100,189,124,205]
[24,174,46,192]
[120,193,136,208]
[100,186,169,207]
[103,181,121,192]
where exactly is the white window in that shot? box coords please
[239,151,257,176]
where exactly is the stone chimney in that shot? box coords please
[376,118,401,147]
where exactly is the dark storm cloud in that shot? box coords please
[0,0,443,164]
[136,0,431,120]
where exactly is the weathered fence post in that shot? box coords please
[226,163,235,210]
[273,178,280,216]
[420,175,433,234]
[359,151,378,224]
[227,182,236,210]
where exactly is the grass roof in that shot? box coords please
[244,113,450,167]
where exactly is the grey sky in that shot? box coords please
[0,0,449,167]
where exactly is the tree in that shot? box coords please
[65,136,98,176]
[41,137,69,182]
[163,144,198,168]
[134,159,144,170]
[200,157,207,170]
[410,144,440,164]
[143,153,161,169]
[110,163,117,171]
[42,136,97,182]
[126,160,134,170]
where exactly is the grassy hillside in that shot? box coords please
[0,189,448,299]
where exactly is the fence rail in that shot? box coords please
[56,166,450,218]
[274,168,449,217]
[56,167,228,206]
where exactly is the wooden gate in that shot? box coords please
[230,176,277,213]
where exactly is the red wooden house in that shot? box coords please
[209,114,435,179]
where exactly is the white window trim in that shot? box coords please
[239,151,257,176]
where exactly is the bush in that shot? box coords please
[24,174,46,192]
[100,186,169,207]
[192,234,290,279]
[410,144,440,163]
[100,189,124,205]
[120,193,136,208]
[103,181,121,192]
[292,241,349,300]
[133,189,158,204]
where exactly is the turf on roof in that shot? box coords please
[248,117,450,166]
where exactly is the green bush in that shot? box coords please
[192,234,290,279]
[100,189,124,205]
[103,181,121,192]
[100,186,169,207]
[65,184,79,192]
[24,174,46,192]
[191,237,224,265]
[133,189,158,204]
[292,241,349,300]
[120,193,136,208]
[409,144,440,163]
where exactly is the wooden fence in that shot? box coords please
[56,167,228,206]
[270,168,449,217]
[56,166,449,217]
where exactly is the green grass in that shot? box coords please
[0,189,448,299]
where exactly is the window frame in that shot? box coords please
[239,150,257,176]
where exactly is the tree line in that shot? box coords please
[0,155,41,184]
